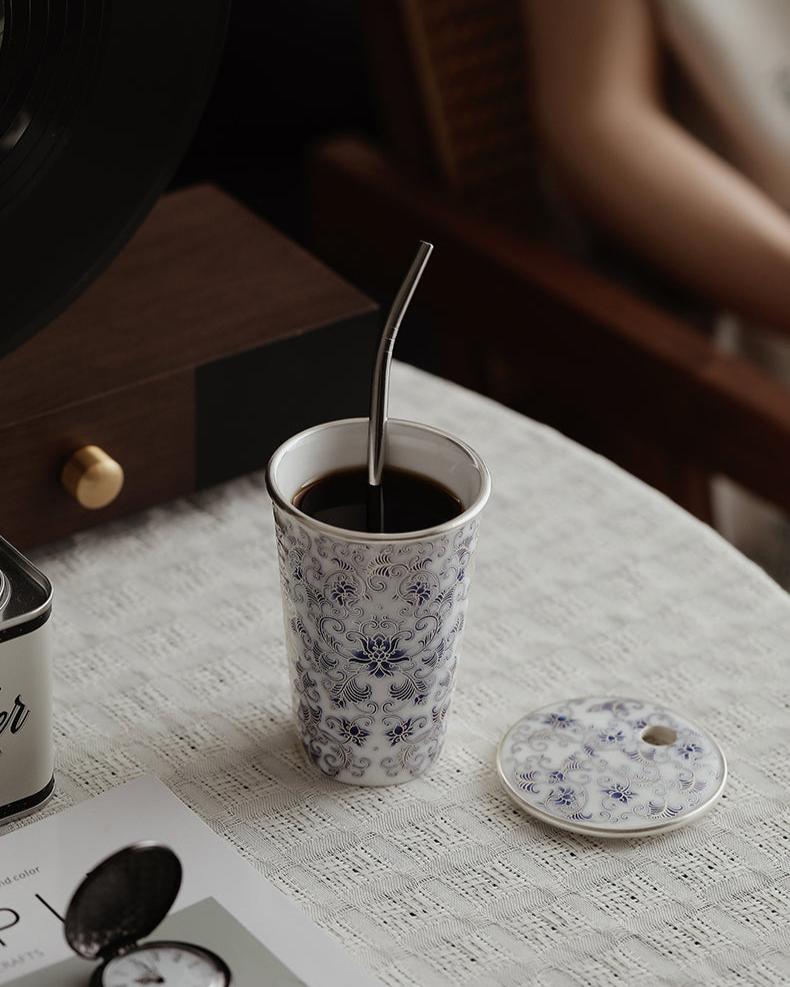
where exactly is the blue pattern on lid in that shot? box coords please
[498,697,726,836]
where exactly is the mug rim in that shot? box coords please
[265,417,491,542]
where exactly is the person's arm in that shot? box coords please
[525,0,790,335]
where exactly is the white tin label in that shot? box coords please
[0,620,53,808]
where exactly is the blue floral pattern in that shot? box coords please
[350,634,409,678]
[273,505,480,784]
[544,713,576,729]
[603,782,636,804]
[499,697,726,835]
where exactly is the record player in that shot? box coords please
[0,0,377,549]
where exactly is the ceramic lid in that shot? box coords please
[64,843,182,960]
[497,696,727,837]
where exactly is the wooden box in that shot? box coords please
[0,185,378,549]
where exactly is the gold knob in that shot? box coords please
[61,445,124,510]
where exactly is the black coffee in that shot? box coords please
[294,466,462,533]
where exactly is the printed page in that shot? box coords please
[0,776,382,987]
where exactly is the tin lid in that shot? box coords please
[0,536,52,634]
[64,843,182,961]
[497,696,727,837]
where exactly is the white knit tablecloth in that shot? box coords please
[23,363,790,987]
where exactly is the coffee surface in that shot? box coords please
[293,466,462,533]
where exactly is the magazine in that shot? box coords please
[0,776,382,986]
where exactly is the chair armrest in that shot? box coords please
[310,136,790,512]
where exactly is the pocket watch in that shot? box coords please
[64,842,232,986]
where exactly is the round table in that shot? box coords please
[27,363,790,986]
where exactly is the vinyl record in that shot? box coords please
[0,0,229,358]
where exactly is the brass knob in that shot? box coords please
[61,445,124,510]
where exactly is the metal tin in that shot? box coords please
[0,535,54,823]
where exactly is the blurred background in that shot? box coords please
[175,0,790,589]
[171,0,376,242]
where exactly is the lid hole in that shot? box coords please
[641,724,677,746]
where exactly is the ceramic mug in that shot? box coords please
[266,418,491,786]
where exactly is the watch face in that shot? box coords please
[99,942,230,987]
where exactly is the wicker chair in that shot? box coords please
[309,0,790,521]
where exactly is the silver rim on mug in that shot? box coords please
[265,417,491,542]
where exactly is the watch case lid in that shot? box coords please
[64,842,182,960]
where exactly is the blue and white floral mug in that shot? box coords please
[266,418,491,785]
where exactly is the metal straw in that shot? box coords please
[367,241,433,530]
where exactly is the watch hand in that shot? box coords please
[130,962,164,985]
[130,958,156,973]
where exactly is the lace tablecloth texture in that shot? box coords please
[21,363,790,987]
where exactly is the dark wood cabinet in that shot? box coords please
[0,185,378,549]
